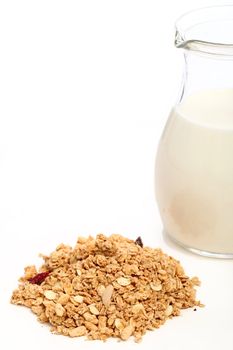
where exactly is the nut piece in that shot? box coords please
[101,285,114,307]
[69,326,87,337]
[57,293,70,305]
[116,277,131,286]
[73,295,84,304]
[89,304,100,315]
[76,269,82,276]
[115,318,124,331]
[31,305,44,316]
[132,303,145,314]
[44,290,57,300]
[150,282,162,291]
[97,284,105,297]
[120,325,134,340]
[165,305,173,316]
[98,316,107,329]
[83,312,98,323]
[84,321,98,331]
[55,303,65,317]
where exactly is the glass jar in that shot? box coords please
[155,6,233,258]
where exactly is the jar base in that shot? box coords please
[163,230,233,259]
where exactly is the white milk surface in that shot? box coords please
[156,89,233,254]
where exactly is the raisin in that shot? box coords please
[135,236,143,248]
[28,271,50,285]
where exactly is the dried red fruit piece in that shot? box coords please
[135,236,143,248]
[28,272,50,285]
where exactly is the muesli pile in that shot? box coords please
[11,234,202,342]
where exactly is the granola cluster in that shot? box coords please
[11,234,201,342]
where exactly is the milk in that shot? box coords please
[156,89,233,255]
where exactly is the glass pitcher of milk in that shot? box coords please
[155,6,233,258]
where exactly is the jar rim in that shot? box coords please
[175,5,233,57]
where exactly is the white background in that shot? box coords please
[0,1,233,349]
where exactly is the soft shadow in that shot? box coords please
[162,229,233,262]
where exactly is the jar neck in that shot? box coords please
[179,51,233,104]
